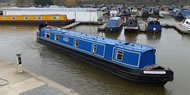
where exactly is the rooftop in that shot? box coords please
[42,27,155,53]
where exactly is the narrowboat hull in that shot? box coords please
[105,26,122,32]
[147,27,162,32]
[37,37,173,85]
[0,19,75,25]
[124,26,139,32]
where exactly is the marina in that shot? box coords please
[0,2,190,95]
[0,16,189,95]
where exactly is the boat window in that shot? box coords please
[37,16,41,20]
[52,16,59,20]
[149,21,154,25]
[33,17,36,20]
[24,16,28,20]
[3,17,5,20]
[115,50,123,60]
[92,44,96,53]
[186,21,188,24]
[74,40,79,47]
[54,35,59,41]
[155,21,160,25]
[45,32,50,38]
[12,16,15,20]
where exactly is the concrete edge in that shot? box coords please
[0,56,80,95]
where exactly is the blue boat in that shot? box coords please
[37,25,173,85]
[182,9,190,18]
[170,8,183,18]
[105,17,123,32]
[147,17,162,32]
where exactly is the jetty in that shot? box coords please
[63,22,80,29]
[174,24,190,34]
[98,23,106,31]
[0,57,80,95]
[161,24,190,34]
[139,23,147,32]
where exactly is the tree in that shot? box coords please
[16,0,24,6]
[64,0,76,7]
[34,0,54,6]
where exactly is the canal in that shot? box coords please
[0,16,189,95]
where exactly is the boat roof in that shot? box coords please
[173,8,180,12]
[148,17,159,22]
[110,17,121,20]
[41,27,155,53]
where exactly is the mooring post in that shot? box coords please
[16,53,23,73]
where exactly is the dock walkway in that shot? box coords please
[0,57,80,95]
[174,24,190,34]
[98,23,106,31]
[63,22,80,29]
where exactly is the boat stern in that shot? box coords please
[140,65,174,84]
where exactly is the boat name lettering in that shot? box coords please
[143,71,166,74]
[63,37,69,42]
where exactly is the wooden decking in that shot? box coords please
[174,24,190,34]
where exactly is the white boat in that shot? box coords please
[181,17,190,30]
[110,8,119,17]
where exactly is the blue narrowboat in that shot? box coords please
[37,25,174,85]
[170,8,183,18]
[182,9,190,18]
[147,17,162,32]
[105,17,123,32]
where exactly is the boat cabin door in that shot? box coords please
[105,44,114,60]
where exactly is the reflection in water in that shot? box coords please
[98,31,121,39]
[146,32,162,41]
[173,17,184,22]
[124,32,138,42]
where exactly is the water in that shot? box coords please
[0,17,190,95]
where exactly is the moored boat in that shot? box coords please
[110,8,119,17]
[37,25,174,85]
[170,8,183,18]
[142,8,149,17]
[124,16,139,32]
[0,15,75,25]
[147,17,162,32]
[105,17,123,32]
[153,9,160,17]
[181,16,190,30]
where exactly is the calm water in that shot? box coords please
[0,16,190,95]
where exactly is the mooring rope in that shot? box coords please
[0,78,9,86]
